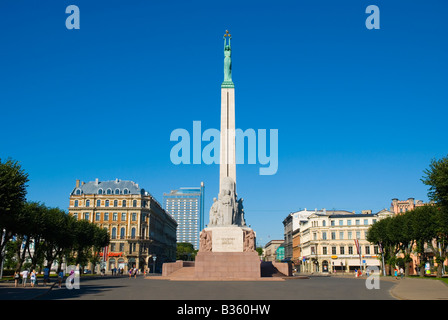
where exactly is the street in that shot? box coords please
[27,275,396,300]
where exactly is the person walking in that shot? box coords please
[129,268,133,279]
[394,268,398,280]
[58,270,64,288]
[43,267,50,286]
[400,267,404,279]
[14,271,20,287]
[21,269,29,287]
[30,270,37,287]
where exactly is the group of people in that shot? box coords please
[12,267,59,288]
[14,269,37,287]
[394,267,405,279]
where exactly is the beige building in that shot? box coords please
[263,240,284,262]
[69,179,177,273]
[298,209,394,273]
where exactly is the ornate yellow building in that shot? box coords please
[69,179,177,273]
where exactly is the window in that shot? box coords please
[348,231,352,239]
[122,200,126,207]
[313,233,317,240]
[73,213,78,220]
[356,231,361,239]
[340,246,345,255]
[322,247,327,255]
[348,246,353,255]
[123,189,129,195]
[95,212,100,221]
[113,212,117,221]
[76,189,81,195]
[86,200,90,207]
[84,212,90,220]
[74,200,78,207]
[110,243,115,252]
[119,243,124,252]
[339,232,344,240]
[322,232,327,240]
[331,232,336,240]
[104,212,109,221]
[364,219,368,225]
[331,247,337,255]
[133,200,137,207]
[111,227,117,239]
[355,219,360,226]
[331,220,335,226]
[132,213,137,221]
[322,220,326,227]
[98,189,103,195]
[115,188,120,195]
[374,246,379,254]
[347,220,351,226]
[339,220,343,226]
[121,212,126,221]
[365,246,370,255]
[96,199,101,207]
[105,200,109,207]
[131,227,136,239]
[114,200,118,207]
[120,227,125,239]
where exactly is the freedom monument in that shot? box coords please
[194,31,260,279]
[162,31,261,280]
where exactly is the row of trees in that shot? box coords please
[0,158,109,274]
[367,155,448,278]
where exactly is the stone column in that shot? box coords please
[219,87,236,193]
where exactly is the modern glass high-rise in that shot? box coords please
[163,182,205,250]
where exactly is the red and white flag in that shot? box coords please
[354,239,360,255]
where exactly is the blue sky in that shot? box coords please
[1,0,447,246]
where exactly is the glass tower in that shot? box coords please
[163,182,205,250]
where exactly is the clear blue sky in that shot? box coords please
[1,1,447,246]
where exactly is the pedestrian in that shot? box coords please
[129,268,133,278]
[400,267,404,279]
[68,269,75,285]
[58,270,64,288]
[14,271,20,287]
[394,268,398,280]
[30,269,37,287]
[21,269,29,287]
[43,266,50,286]
[354,268,358,277]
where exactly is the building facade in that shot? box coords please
[163,182,205,250]
[69,179,177,273]
[283,209,320,262]
[298,209,394,273]
[263,240,284,262]
[391,197,425,214]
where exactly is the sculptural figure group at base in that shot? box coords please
[208,177,246,227]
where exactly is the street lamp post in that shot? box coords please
[152,255,157,274]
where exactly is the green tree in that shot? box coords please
[0,158,29,265]
[89,226,110,273]
[422,155,448,208]
[367,217,396,275]
[41,207,75,271]
[409,205,437,276]
[176,242,196,261]
[422,155,448,277]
